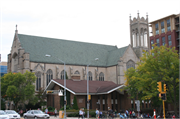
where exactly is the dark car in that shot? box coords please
[23,110,49,119]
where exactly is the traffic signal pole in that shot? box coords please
[157,82,167,119]
[163,100,165,119]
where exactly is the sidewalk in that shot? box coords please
[50,116,95,119]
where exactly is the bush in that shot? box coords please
[68,112,79,117]
[72,96,78,110]
[48,106,55,112]
[60,105,72,110]
[89,112,96,117]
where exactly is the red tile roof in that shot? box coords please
[52,79,124,94]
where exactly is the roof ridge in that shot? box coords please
[18,33,117,48]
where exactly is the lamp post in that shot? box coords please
[87,58,99,119]
[45,54,66,119]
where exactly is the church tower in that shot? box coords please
[130,12,150,58]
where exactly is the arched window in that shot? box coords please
[74,70,80,74]
[126,60,135,70]
[144,30,147,47]
[88,71,93,81]
[61,70,66,79]
[36,72,41,91]
[133,32,136,47]
[46,69,53,86]
[141,31,144,46]
[136,33,139,46]
[99,72,104,81]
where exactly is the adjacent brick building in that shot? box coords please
[149,14,180,53]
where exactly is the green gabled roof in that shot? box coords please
[18,34,128,67]
[107,46,128,66]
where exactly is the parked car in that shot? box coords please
[23,110,50,119]
[5,110,20,119]
[47,111,55,115]
[0,110,9,119]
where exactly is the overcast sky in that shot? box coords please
[0,0,180,62]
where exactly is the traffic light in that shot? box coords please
[47,91,53,94]
[164,84,167,93]
[157,82,162,93]
[161,93,166,100]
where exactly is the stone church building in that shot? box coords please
[7,13,151,111]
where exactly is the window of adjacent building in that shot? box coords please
[167,19,171,31]
[99,72,104,81]
[155,23,159,35]
[142,101,144,108]
[161,21,165,33]
[168,35,172,46]
[151,40,154,49]
[46,69,53,86]
[61,70,66,79]
[162,37,165,46]
[156,38,160,47]
[88,71,93,81]
[126,60,135,70]
[36,72,41,91]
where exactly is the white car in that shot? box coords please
[5,110,20,119]
[0,110,9,119]
[23,110,49,119]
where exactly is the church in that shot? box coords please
[7,13,150,111]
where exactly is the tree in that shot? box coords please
[124,45,179,116]
[1,71,37,110]
[35,88,47,107]
[72,96,78,110]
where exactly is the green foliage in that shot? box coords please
[72,96,78,110]
[60,105,72,110]
[1,98,6,110]
[67,112,79,117]
[124,45,179,115]
[36,88,47,106]
[48,106,55,111]
[67,91,70,106]
[1,71,37,110]
[60,96,64,108]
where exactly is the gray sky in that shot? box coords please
[0,0,180,62]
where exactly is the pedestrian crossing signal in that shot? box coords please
[161,93,166,100]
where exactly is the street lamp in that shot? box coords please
[87,58,99,119]
[45,54,66,119]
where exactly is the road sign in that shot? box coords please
[46,90,60,94]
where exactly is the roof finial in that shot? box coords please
[16,24,17,30]
[137,10,139,18]
[146,12,148,18]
